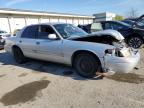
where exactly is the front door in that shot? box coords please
[34,25,64,63]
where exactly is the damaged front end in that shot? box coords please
[96,30,140,73]
[103,47,140,73]
[71,30,140,73]
[72,30,127,49]
[103,34,140,73]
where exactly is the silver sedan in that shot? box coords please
[5,23,140,78]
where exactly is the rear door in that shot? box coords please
[34,25,64,62]
[18,25,38,58]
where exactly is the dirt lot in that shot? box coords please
[0,49,144,108]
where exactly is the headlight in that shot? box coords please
[120,48,131,57]
[105,48,131,57]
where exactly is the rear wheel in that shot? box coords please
[73,53,101,78]
[13,47,26,64]
[128,36,143,49]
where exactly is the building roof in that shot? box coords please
[0,8,94,19]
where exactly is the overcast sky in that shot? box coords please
[0,0,144,16]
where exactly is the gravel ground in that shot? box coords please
[0,49,144,108]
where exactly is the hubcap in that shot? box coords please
[129,37,142,48]
[79,58,93,73]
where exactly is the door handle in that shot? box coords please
[19,40,22,43]
[36,42,40,45]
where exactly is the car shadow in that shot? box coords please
[0,50,103,81]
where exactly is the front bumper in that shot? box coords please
[104,51,140,73]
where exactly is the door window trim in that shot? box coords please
[36,24,61,40]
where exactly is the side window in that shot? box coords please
[91,23,103,32]
[111,23,124,30]
[37,25,56,39]
[105,23,112,29]
[21,26,38,38]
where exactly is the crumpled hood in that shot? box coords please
[89,30,125,41]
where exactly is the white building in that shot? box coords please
[93,12,116,22]
[0,8,94,34]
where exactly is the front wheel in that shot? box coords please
[73,53,101,78]
[128,36,143,49]
[13,47,26,64]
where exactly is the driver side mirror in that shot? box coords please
[48,34,57,40]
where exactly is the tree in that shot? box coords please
[127,8,139,18]
[114,15,124,21]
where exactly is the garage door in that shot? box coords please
[84,19,89,25]
[59,19,67,23]
[50,18,58,23]
[40,18,50,23]
[89,19,93,24]
[73,19,79,26]
[14,18,26,29]
[79,19,84,25]
[0,18,10,33]
[26,18,39,25]
[67,19,73,24]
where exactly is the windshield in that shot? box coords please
[117,21,131,27]
[137,18,144,28]
[122,20,135,26]
[54,24,88,39]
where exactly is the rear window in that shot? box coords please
[21,25,38,38]
[91,23,103,32]
[137,18,144,29]
[105,23,112,29]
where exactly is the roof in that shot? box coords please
[0,8,94,19]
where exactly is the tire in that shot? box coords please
[13,47,26,64]
[127,36,143,49]
[73,53,101,78]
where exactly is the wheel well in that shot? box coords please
[71,50,101,67]
[12,45,19,50]
[12,45,22,53]
[126,33,143,43]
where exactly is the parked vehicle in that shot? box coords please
[78,15,144,49]
[134,15,144,29]
[100,20,144,48]
[13,29,21,36]
[0,30,10,49]
[121,20,135,26]
[5,23,140,78]
[78,24,92,33]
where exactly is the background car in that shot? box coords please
[100,20,144,49]
[78,24,91,33]
[0,30,10,49]
[78,15,144,49]
[78,23,103,33]
[121,20,135,26]
[13,29,21,36]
